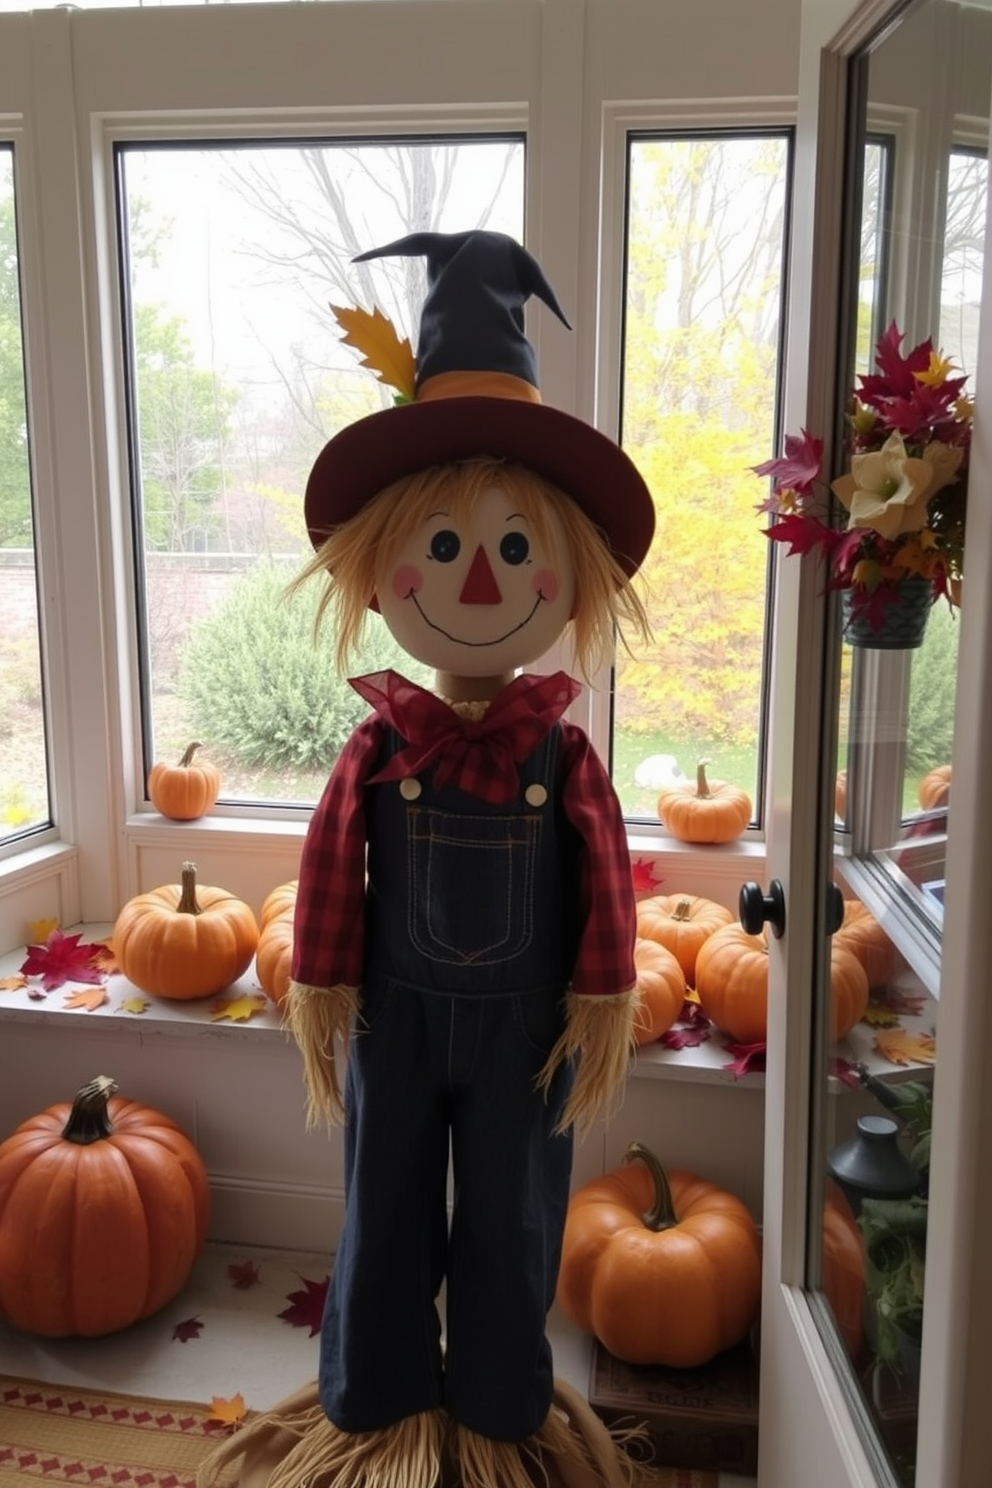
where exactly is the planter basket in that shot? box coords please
[841,576,933,651]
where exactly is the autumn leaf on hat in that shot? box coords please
[330,303,417,403]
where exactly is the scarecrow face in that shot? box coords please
[375,483,576,678]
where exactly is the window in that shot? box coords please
[614,131,792,822]
[0,148,51,852]
[117,137,525,807]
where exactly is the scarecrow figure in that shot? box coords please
[200,231,655,1488]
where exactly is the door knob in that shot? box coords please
[739,879,787,939]
[827,882,845,935]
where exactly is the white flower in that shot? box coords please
[831,432,940,540]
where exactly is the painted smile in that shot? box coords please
[407,590,546,646]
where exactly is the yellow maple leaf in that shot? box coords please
[862,1002,900,1028]
[873,1028,937,1066]
[120,995,150,1015]
[0,974,28,992]
[62,986,109,1012]
[211,993,269,1024]
[330,304,417,401]
[208,1393,247,1426]
[27,916,60,944]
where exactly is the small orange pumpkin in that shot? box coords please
[822,1179,865,1361]
[656,762,751,844]
[256,880,298,1006]
[635,892,734,985]
[0,1076,209,1337]
[632,937,686,1045]
[694,923,869,1043]
[114,861,259,1000]
[557,1142,761,1367]
[260,878,298,930]
[918,763,951,812]
[148,741,221,821]
[834,899,905,990]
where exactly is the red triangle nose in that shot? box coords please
[459,545,503,605]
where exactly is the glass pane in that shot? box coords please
[118,137,524,808]
[616,132,790,824]
[0,147,51,847]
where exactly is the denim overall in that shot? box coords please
[318,724,581,1443]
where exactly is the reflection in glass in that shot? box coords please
[0,148,51,847]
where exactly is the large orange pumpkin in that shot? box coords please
[656,762,751,845]
[632,938,686,1045]
[834,899,905,990]
[256,879,298,1006]
[114,861,259,1000]
[147,741,220,821]
[822,1179,865,1361]
[694,923,869,1043]
[557,1142,761,1367]
[0,1076,209,1337]
[918,763,951,812]
[635,892,734,985]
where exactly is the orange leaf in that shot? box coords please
[329,304,416,400]
[211,993,269,1023]
[89,936,120,975]
[873,1028,937,1066]
[0,974,28,992]
[208,1393,247,1426]
[62,986,109,1011]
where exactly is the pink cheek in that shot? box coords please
[533,568,559,603]
[392,564,423,599]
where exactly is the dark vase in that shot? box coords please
[827,1115,921,1216]
[841,576,933,650]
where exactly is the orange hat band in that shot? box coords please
[416,370,542,405]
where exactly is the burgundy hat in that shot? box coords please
[304,231,655,579]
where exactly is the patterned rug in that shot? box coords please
[0,1378,240,1488]
[0,1376,718,1488]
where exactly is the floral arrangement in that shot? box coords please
[754,322,971,632]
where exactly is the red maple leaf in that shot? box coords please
[722,1041,767,1079]
[752,428,824,493]
[828,1056,862,1090]
[278,1275,329,1336]
[659,1004,711,1051]
[764,511,837,558]
[631,858,661,894]
[172,1315,204,1342]
[228,1259,262,1290]
[20,930,106,993]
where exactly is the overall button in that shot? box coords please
[400,778,422,800]
[524,783,548,807]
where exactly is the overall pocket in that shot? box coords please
[406,806,540,966]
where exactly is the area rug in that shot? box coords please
[0,1376,718,1488]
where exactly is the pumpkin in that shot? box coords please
[635,892,734,985]
[147,741,220,821]
[656,762,751,844]
[0,1076,209,1337]
[694,923,869,1044]
[918,763,951,812]
[834,899,904,990]
[557,1142,761,1367]
[835,769,848,821]
[256,880,298,1006]
[632,937,686,1045]
[114,861,259,1000]
[822,1179,865,1361]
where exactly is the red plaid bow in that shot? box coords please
[351,669,582,804]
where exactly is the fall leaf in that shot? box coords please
[62,986,109,1012]
[873,1028,937,1066]
[863,1002,901,1028]
[228,1259,262,1290]
[874,986,928,1019]
[279,1275,329,1336]
[211,993,270,1023]
[631,858,662,895]
[208,1393,247,1426]
[119,995,150,1015]
[172,1315,204,1342]
[330,304,417,401]
[26,916,59,944]
[659,1023,711,1051]
[21,930,106,992]
[0,974,28,992]
[89,936,120,975]
[722,1040,767,1079]
[829,1056,863,1090]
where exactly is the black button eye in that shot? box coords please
[429,529,461,563]
[499,531,530,566]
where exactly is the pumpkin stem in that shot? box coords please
[623,1141,679,1232]
[695,761,712,799]
[178,741,204,768]
[672,896,693,922]
[177,861,203,916]
[61,1075,118,1144]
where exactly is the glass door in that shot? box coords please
[759,1,992,1485]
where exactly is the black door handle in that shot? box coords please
[739,879,787,938]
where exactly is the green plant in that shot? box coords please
[177,562,427,773]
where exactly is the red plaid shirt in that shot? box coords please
[291,671,636,997]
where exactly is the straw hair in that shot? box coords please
[288,460,650,680]
[538,989,639,1138]
[282,980,358,1129]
